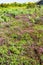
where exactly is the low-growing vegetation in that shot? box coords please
[0,2,43,65]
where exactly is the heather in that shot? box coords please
[0,3,43,65]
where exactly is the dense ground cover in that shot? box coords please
[0,5,43,65]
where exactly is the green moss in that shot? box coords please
[33,25,43,30]
[0,45,8,54]
[22,33,33,44]
[9,46,20,55]
[40,55,43,61]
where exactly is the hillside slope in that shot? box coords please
[0,5,43,65]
